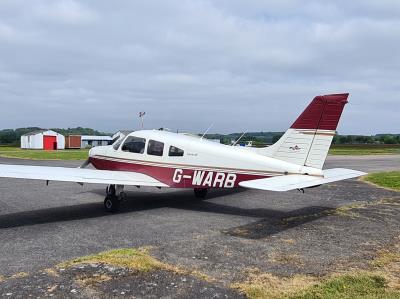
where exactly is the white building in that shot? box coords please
[21,130,65,150]
[81,135,113,148]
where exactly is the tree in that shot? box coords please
[0,129,17,144]
[220,137,231,145]
[272,134,283,143]
[383,135,396,144]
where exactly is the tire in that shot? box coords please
[104,195,119,212]
[194,188,208,199]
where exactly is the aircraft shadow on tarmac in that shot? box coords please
[0,188,333,239]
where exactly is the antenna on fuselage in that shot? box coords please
[232,131,247,146]
[200,123,214,140]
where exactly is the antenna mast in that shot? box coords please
[200,123,214,140]
[232,131,247,146]
[139,112,146,129]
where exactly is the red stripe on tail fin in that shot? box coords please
[290,93,349,131]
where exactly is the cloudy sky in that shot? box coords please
[0,0,399,134]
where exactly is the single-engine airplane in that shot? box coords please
[0,93,366,212]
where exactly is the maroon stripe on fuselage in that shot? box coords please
[90,157,270,188]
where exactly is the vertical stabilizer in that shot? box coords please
[258,94,348,169]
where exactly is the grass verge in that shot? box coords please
[58,248,165,272]
[234,270,400,299]
[281,203,362,225]
[0,147,89,160]
[362,171,400,192]
[232,269,317,299]
[281,197,400,225]
[10,272,29,279]
[58,247,211,281]
[329,145,400,155]
[235,209,400,298]
[288,273,400,299]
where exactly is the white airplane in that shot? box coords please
[0,93,366,212]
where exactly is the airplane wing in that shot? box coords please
[239,168,366,191]
[0,164,168,187]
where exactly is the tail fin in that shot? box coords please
[259,93,349,169]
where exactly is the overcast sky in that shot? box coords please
[0,1,399,134]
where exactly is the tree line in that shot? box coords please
[333,134,400,145]
[1,128,399,145]
[206,132,400,145]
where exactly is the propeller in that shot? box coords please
[79,158,91,169]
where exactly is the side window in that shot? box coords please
[121,136,146,154]
[169,146,184,157]
[147,140,164,156]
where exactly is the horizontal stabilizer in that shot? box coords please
[239,168,366,191]
[0,164,168,187]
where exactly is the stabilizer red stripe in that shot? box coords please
[291,93,348,131]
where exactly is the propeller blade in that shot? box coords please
[78,158,91,169]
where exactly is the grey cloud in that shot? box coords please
[0,0,399,134]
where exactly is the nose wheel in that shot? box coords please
[104,184,126,212]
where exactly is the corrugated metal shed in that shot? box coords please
[81,135,112,148]
[21,130,65,150]
[65,135,82,149]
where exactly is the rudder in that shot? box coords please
[259,93,348,169]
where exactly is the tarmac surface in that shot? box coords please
[0,155,399,298]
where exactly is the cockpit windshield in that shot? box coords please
[112,138,123,150]
[121,136,146,154]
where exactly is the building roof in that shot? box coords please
[22,129,52,136]
[81,135,112,141]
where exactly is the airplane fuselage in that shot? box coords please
[89,130,321,188]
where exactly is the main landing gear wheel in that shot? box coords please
[104,184,126,213]
[194,188,208,199]
[104,195,119,213]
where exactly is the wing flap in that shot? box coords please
[239,168,366,191]
[0,164,168,187]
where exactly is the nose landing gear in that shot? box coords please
[104,184,126,212]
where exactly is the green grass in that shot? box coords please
[288,274,400,299]
[57,247,211,281]
[235,236,400,299]
[0,147,89,160]
[58,248,165,272]
[363,171,400,191]
[234,272,400,299]
[329,145,400,155]
[235,273,400,299]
